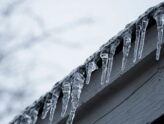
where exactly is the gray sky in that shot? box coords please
[30,0,164,76]
[33,0,163,80]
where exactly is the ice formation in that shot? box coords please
[41,92,52,119]
[10,2,164,124]
[106,39,120,83]
[10,99,40,124]
[100,51,109,85]
[133,21,142,63]
[61,79,71,117]
[49,84,61,124]
[137,17,149,60]
[153,7,164,60]
[100,38,120,84]
[121,30,132,71]
[85,61,98,85]
[66,70,85,124]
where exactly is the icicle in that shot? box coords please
[61,79,71,117]
[14,114,32,124]
[138,17,149,60]
[85,61,98,85]
[100,52,109,85]
[28,109,38,124]
[20,114,32,124]
[106,40,120,83]
[121,30,132,71]
[41,92,52,119]
[66,70,85,124]
[153,8,164,60]
[49,85,61,124]
[12,107,38,124]
[133,22,142,63]
[31,109,38,124]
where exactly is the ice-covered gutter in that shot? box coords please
[10,2,164,124]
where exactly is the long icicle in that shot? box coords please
[31,97,44,124]
[138,17,149,60]
[106,40,120,83]
[61,79,71,117]
[29,109,38,124]
[41,92,52,119]
[66,70,85,124]
[133,21,142,63]
[100,52,109,85]
[85,61,98,85]
[19,114,32,124]
[153,8,164,60]
[49,84,61,124]
[121,30,132,71]
[10,97,42,124]
[13,107,38,124]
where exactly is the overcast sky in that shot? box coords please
[30,0,164,79]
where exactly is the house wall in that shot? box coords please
[36,25,164,124]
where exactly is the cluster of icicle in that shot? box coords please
[10,2,164,124]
